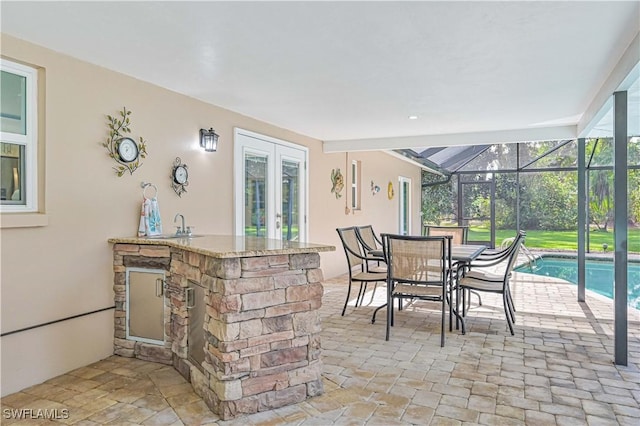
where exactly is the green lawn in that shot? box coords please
[468,227,640,253]
[244,226,299,239]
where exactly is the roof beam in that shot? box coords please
[323,125,577,153]
[578,31,640,138]
[384,151,444,175]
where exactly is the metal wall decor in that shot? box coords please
[387,181,395,200]
[102,107,147,176]
[371,180,381,195]
[171,157,189,197]
[330,168,344,199]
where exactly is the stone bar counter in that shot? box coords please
[108,235,334,420]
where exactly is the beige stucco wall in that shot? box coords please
[0,34,422,396]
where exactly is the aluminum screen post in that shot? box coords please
[613,90,628,366]
[577,138,586,303]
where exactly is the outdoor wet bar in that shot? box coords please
[107,235,335,420]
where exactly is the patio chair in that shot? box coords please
[457,232,524,335]
[425,225,481,306]
[466,230,526,315]
[336,227,387,316]
[355,225,383,253]
[355,225,386,273]
[381,233,452,346]
[424,225,469,244]
[472,230,526,264]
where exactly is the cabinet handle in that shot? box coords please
[155,278,164,297]
[185,287,195,309]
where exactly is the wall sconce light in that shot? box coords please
[199,128,219,152]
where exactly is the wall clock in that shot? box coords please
[102,107,147,176]
[171,157,189,197]
[117,137,139,163]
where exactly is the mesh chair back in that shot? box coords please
[336,227,364,268]
[356,225,380,251]
[382,234,453,345]
[383,235,451,285]
[425,226,468,244]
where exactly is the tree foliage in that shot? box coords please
[422,173,455,224]
[421,138,640,233]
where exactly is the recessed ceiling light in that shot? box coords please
[408,115,418,120]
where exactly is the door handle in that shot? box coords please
[185,287,195,309]
[155,278,165,297]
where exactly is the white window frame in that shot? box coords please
[351,159,361,211]
[0,59,38,213]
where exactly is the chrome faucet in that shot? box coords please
[174,213,186,236]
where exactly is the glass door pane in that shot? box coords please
[280,160,300,241]
[244,153,268,237]
[399,177,411,235]
[235,129,308,241]
[276,144,306,242]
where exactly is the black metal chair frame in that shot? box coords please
[355,224,386,268]
[336,227,387,316]
[463,230,526,314]
[423,225,469,244]
[424,224,482,309]
[457,232,525,335]
[355,225,383,252]
[382,233,453,347]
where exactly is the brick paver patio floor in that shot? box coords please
[2,271,638,425]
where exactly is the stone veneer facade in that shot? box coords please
[112,243,324,420]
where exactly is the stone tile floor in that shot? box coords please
[2,271,639,425]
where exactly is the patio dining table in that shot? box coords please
[370,243,486,327]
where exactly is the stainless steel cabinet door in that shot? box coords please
[187,280,205,371]
[126,268,165,344]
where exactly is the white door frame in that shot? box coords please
[234,128,308,241]
[398,176,412,235]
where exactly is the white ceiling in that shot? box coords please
[1,1,639,147]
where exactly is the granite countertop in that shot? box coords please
[108,234,335,258]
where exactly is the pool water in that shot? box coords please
[515,257,640,309]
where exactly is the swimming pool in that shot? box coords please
[515,256,640,309]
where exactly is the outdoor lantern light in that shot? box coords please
[199,128,219,152]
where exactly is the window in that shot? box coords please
[351,159,361,210]
[1,59,38,212]
[399,176,411,235]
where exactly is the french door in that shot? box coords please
[234,129,308,241]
